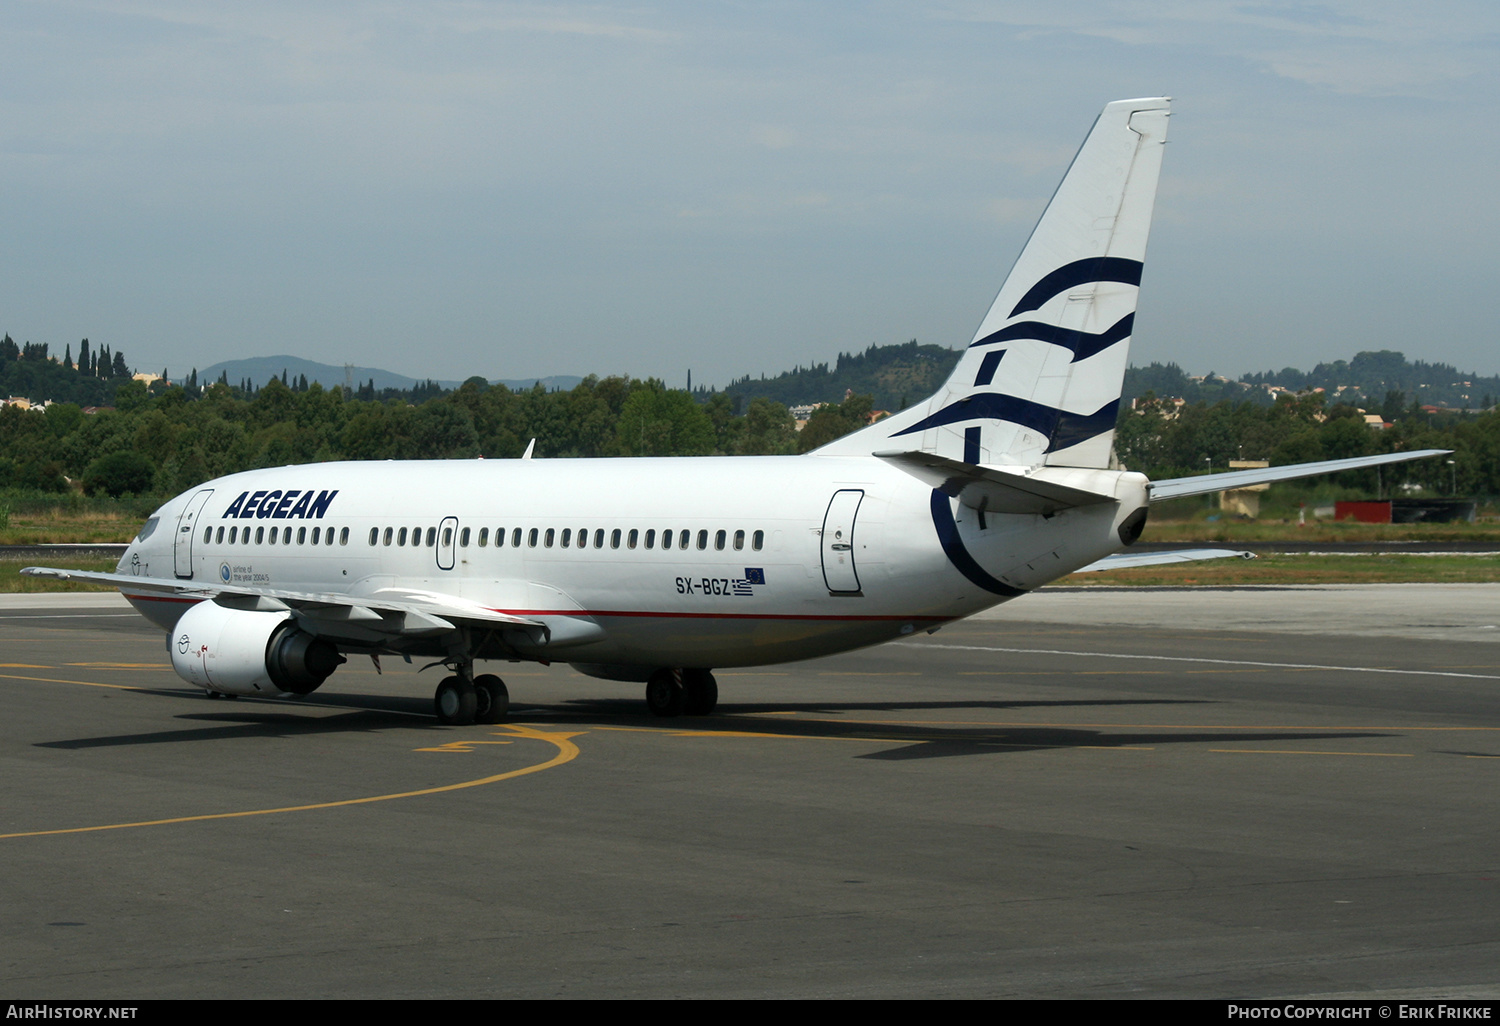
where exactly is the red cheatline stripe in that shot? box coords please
[122,593,953,624]
[485,608,955,623]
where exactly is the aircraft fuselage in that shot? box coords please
[121,455,1146,671]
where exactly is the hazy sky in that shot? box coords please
[3,2,1497,388]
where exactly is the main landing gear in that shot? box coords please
[433,666,509,726]
[645,668,718,718]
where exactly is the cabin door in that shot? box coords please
[820,489,864,594]
[174,489,214,579]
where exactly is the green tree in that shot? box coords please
[737,397,796,455]
[614,382,715,456]
[797,394,874,453]
[83,450,157,497]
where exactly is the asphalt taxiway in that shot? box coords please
[2,586,1497,998]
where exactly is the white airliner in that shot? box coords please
[26,98,1446,724]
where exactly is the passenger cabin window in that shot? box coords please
[753,529,764,550]
[339,527,349,545]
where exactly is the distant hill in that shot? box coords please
[196,355,581,394]
[716,340,962,412]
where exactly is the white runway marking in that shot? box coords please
[0,613,141,620]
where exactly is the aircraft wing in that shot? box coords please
[875,450,1116,514]
[20,566,548,643]
[1148,449,1451,501]
[1073,548,1256,572]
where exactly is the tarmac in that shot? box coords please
[2,585,1497,998]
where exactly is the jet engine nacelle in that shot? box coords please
[169,600,345,696]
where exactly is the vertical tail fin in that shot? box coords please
[814,97,1169,467]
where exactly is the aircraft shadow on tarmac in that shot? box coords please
[33,690,1395,760]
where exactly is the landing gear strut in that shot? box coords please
[645,668,717,718]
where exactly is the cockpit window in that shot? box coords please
[134,518,160,543]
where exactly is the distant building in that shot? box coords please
[789,403,824,432]
[1220,460,1270,518]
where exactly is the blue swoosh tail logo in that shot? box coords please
[1008,257,1142,317]
[929,490,1026,597]
[893,395,1118,454]
[971,312,1133,364]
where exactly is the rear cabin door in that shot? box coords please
[174,489,214,579]
[820,489,864,594]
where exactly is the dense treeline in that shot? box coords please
[1118,390,1500,497]
[2,331,1496,503]
[4,371,1493,503]
[0,375,863,498]
[1123,351,1499,411]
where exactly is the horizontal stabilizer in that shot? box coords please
[1148,450,1452,501]
[1074,548,1255,572]
[876,450,1116,514]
